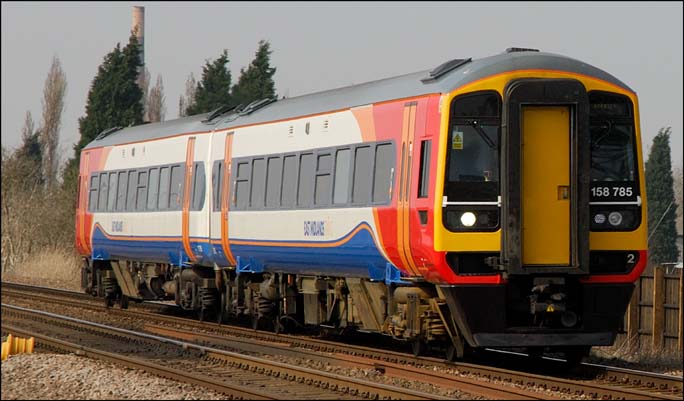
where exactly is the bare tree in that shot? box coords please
[21,111,35,144]
[179,73,197,117]
[146,74,166,123]
[40,56,67,188]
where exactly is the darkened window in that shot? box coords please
[589,91,637,183]
[418,140,432,198]
[126,171,137,211]
[235,161,251,209]
[136,171,148,211]
[212,161,223,212]
[98,173,109,212]
[333,149,351,205]
[315,153,333,206]
[250,158,267,208]
[451,92,500,118]
[445,91,501,203]
[169,165,183,210]
[191,162,205,211]
[281,155,298,208]
[373,143,394,203]
[298,153,315,207]
[147,168,160,210]
[158,167,170,210]
[107,173,118,211]
[88,175,99,212]
[352,146,372,204]
[116,171,128,211]
[266,157,282,208]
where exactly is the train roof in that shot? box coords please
[84,49,633,149]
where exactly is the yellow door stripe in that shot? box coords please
[221,133,236,266]
[182,137,197,262]
[397,103,421,276]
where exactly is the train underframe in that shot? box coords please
[81,257,633,364]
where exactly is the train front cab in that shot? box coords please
[432,71,647,360]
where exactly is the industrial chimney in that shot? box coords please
[132,6,145,68]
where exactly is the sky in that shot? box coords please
[2,1,683,169]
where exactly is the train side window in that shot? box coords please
[298,152,315,207]
[315,153,333,206]
[169,165,184,210]
[418,140,432,198]
[373,143,394,203]
[234,161,251,210]
[107,172,118,211]
[98,173,109,212]
[333,149,351,205]
[88,175,99,212]
[250,158,267,209]
[126,170,137,211]
[191,162,205,211]
[212,161,223,212]
[266,156,283,208]
[281,155,298,208]
[147,168,160,211]
[352,146,372,205]
[116,171,128,211]
[158,166,170,210]
[135,171,148,211]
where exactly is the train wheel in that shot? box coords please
[445,344,457,362]
[217,291,228,325]
[411,338,426,357]
[119,295,129,310]
[251,314,261,330]
[104,296,114,308]
[527,347,544,360]
[563,346,590,367]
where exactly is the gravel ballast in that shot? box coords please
[1,352,231,400]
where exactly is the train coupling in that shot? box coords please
[528,278,578,328]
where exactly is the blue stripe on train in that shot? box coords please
[92,224,388,279]
[231,227,387,279]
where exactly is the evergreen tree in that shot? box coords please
[71,33,144,168]
[645,127,679,265]
[232,40,277,106]
[186,50,233,115]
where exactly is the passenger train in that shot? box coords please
[76,48,647,363]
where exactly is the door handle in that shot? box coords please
[558,186,570,200]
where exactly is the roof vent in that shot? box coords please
[95,126,122,141]
[202,104,238,123]
[506,47,540,53]
[421,58,472,83]
[239,97,277,116]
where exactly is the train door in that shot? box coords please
[503,79,590,275]
[521,107,570,265]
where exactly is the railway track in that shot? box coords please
[3,281,682,400]
[1,303,445,400]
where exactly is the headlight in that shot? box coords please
[460,212,477,227]
[594,213,606,224]
[608,211,623,226]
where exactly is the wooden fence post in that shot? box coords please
[627,277,640,350]
[652,266,665,349]
[679,267,683,352]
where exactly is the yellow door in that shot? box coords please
[522,106,570,265]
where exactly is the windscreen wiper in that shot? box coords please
[469,121,496,149]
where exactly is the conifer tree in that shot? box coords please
[186,50,233,115]
[645,127,679,265]
[232,40,277,106]
[70,33,144,169]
